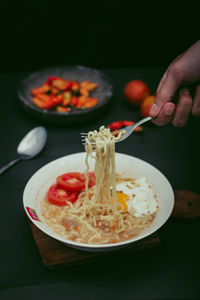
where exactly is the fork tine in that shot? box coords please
[82,142,96,145]
[81,135,95,142]
[80,116,152,145]
[80,131,97,149]
[81,138,95,143]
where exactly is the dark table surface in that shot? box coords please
[0,68,200,300]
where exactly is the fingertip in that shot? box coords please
[149,103,159,117]
[164,102,175,116]
[151,103,175,126]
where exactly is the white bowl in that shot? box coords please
[23,152,174,252]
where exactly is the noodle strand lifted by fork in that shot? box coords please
[85,126,118,212]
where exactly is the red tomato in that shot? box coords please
[71,81,79,91]
[124,80,150,106]
[57,172,86,192]
[45,76,59,85]
[140,95,156,117]
[32,97,53,109]
[122,121,134,126]
[87,172,96,187]
[47,184,78,206]
[49,93,63,107]
[70,96,78,106]
[108,121,124,131]
[122,120,143,132]
[57,172,96,192]
[64,80,73,90]
[108,120,143,133]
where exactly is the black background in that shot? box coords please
[1,1,199,72]
[1,2,200,299]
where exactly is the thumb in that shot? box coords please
[150,68,182,117]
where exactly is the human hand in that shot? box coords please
[149,40,200,126]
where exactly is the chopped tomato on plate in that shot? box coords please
[31,76,99,112]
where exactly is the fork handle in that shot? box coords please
[133,117,153,129]
[135,116,152,127]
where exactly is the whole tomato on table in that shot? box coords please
[124,80,150,106]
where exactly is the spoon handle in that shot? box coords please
[0,158,21,175]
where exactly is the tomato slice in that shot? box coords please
[87,172,96,187]
[47,184,78,206]
[57,172,86,192]
[57,172,96,192]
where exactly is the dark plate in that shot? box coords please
[18,66,113,125]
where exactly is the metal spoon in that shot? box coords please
[0,126,47,175]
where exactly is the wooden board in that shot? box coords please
[28,220,160,269]
[172,190,200,219]
[28,190,200,269]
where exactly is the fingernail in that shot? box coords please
[149,103,159,116]
[165,106,174,115]
[182,88,190,94]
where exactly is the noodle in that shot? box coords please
[40,126,157,245]
[85,126,118,209]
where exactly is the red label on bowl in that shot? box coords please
[26,207,40,221]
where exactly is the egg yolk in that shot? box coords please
[111,192,129,212]
[117,192,129,211]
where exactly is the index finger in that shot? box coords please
[149,67,182,117]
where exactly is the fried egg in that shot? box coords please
[116,178,158,217]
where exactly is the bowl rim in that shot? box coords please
[23,152,174,250]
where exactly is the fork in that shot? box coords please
[81,116,152,145]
